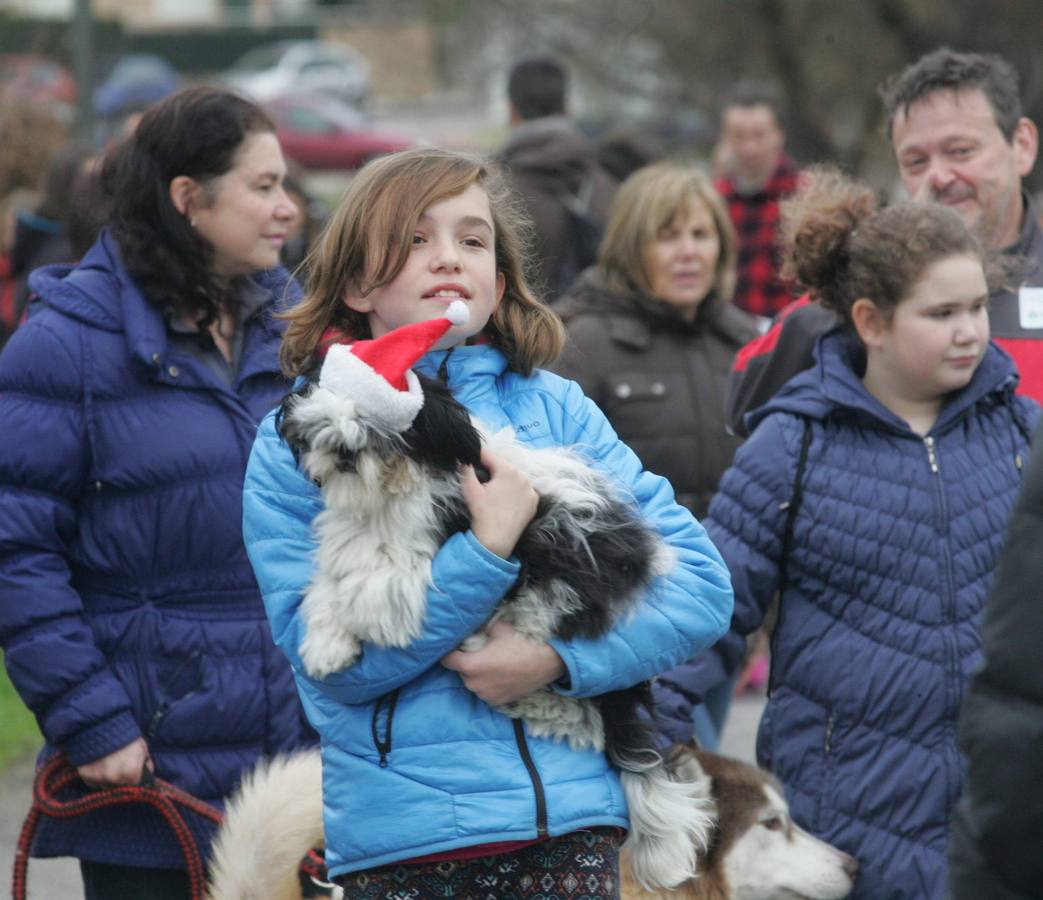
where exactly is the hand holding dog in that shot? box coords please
[442,619,566,706]
[77,736,153,789]
[460,448,539,559]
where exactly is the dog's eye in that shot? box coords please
[762,817,783,831]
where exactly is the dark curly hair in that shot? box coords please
[780,166,986,327]
[100,86,275,325]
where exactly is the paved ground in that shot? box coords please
[1,694,766,897]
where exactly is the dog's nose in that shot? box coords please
[842,854,859,880]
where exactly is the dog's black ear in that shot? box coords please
[275,380,316,466]
[407,374,483,473]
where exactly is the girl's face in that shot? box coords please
[868,253,990,401]
[641,198,720,318]
[345,183,506,346]
[189,131,300,278]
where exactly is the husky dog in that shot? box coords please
[206,745,857,900]
[622,744,859,900]
[271,316,713,890]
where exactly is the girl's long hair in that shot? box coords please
[279,148,565,377]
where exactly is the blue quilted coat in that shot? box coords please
[243,343,735,878]
[705,329,1038,900]
[0,232,312,868]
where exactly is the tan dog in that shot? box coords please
[622,744,858,900]
[208,744,857,900]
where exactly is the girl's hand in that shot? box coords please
[460,448,539,559]
[76,737,152,789]
[441,620,566,706]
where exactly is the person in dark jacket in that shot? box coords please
[726,48,1043,435]
[948,421,1043,899]
[499,55,617,302]
[0,87,309,900]
[702,167,1038,899]
[554,162,757,750]
[555,162,757,520]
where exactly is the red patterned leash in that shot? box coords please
[11,753,327,900]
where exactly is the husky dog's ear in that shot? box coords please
[666,742,709,784]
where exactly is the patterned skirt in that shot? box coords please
[332,828,622,900]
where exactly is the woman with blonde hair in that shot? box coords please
[554,162,758,752]
[555,161,758,521]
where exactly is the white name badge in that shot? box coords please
[1018,287,1043,329]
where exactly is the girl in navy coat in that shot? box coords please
[0,88,312,899]
[697,167,1038,899]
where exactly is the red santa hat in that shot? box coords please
[318,300,470,432]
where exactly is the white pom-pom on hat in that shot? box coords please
[446,300,470,326]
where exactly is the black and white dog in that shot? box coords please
[275,310,712,890]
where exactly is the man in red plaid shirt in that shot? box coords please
[715,86,800,322]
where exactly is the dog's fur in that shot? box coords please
[206,744,857,900]
[273,370,712,889]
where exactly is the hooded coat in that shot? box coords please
[554,268,758,519]
[0,232,311,867]
[704,329,1038,899]
[500,116,617,300]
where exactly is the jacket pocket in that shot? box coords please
[370,688,401,768]
[144,649,207,741]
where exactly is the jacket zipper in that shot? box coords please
[370,688,400,768]
[513,720,548,837]
[924,435,939,473]
[926,434,964,812]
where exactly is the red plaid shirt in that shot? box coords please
[716,156,800,318]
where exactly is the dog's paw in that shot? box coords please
[300,631,361,679]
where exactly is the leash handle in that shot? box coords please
[12,754,329,900]
[13,754,219,900]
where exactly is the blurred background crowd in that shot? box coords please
[2,1,1042,352]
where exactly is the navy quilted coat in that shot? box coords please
[705,329,1038,900]
[0,232,312,868]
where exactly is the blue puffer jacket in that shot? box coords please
[704,329,1038,900]
[243,342,735,878]
[0,232,313,868]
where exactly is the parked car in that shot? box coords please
[0,54,76,108]
[265,93,414,171]
[222,40,370,108]
[93,54,181,119]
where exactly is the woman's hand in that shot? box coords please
[441,620,566,706]
[460,448,539,559]
[76,737,152,789]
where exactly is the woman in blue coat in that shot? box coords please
[0,87,312,899]
[701,167,1038,899]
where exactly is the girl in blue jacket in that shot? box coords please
[242,148,734,898]
[0,88,312,898]
[698,166,1039,899]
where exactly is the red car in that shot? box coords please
[266,93,415,171]
[0,54,77,108]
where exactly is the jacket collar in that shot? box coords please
[28,230,293,379]
[415,343,508,408]
[559,267,755,350]
[750,327,1019,435]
